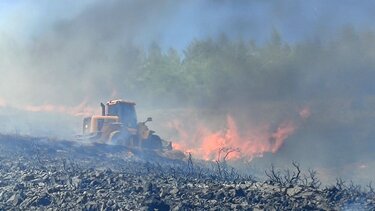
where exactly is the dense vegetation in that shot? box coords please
[107,28,375,108]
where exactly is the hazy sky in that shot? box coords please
[1,0,375,49]
[1,0,375,107]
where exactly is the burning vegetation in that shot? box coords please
[170,115,299,161]
[1,0,375,209]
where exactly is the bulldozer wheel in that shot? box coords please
[109,131,121,145]
[143,134,163,150]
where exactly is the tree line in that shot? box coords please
[106,27,375,108]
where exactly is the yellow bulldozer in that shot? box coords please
[80,99,172,151]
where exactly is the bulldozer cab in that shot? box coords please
[79,99,171,150]
[107,100,137,128]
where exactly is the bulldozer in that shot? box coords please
[80,99,172,151]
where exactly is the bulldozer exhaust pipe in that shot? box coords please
[100,103,105,116]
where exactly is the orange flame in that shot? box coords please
[169,112,304,161]
[20,100,97,117]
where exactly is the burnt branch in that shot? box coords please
[217,147,239,163]
[223,148,239,162]
[348,180,361,193]
[302,169,321,189]
[265,164,283,186]
[187,152,194,175]
[335,178,346,191]
[367,182,375,194]
[216,160,222,179]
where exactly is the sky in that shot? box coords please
[0,1,94,34]
[1,0,375,49]
[0,0,373,107]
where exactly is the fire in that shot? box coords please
[0,97,6,108]
[0,97,97,116]
[270,121,296,153]
[20,100,97,117]
[0,96,98,116]
[168,110,307,161]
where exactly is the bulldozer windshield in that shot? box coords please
[107,102,137,128]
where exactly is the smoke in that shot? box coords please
[0,97,6,107]
[0,0,177,105]
[1,0,375,184]
[2,0,375,105]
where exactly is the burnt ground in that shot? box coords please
[0,134,374,210]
